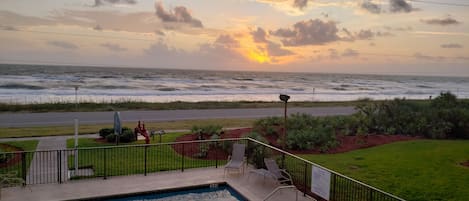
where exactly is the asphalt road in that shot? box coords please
[0,106,355,127]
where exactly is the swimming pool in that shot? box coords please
[81,183,248,201]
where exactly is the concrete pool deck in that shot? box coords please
[2,167,316,201]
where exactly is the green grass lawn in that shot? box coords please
[301,140,469,201]
[1,140,38,152]
[0,118,256,138]
[66,133,227,178]
[0,140,39,180]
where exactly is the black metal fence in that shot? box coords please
[0,138,404,201]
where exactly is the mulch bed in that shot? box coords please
[173,128,419,159]
[0,144,23,168]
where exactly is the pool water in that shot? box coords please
[101,183,248,201]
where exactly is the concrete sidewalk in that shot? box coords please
[2,167,316,201]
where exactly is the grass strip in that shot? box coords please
[0,99,439,113]
[0,118,256,138]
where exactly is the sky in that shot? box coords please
[0,0,468,76]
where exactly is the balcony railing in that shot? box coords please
[0,138,405,201]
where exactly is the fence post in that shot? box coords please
[57,150,62,184]
[304,161,307,196]
[331,174,337,200]
[246,139,250,160]
[215,142,218,168]
[181,143,185,172]
[104,148,107,180]
[368,187,373,201]
[21,152,26,186]
[281,153,286,169]
[144,146,148,176]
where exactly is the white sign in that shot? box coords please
[311,166,331,200]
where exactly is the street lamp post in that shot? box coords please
[279,94,290,150]
[73,86,79,176]
[74,86,79,112]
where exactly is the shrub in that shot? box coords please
[253,117,282,136]
[353,92,469,139]
[246,132,270,168]
[106,133,116,142]
[221,141,233,153]
[431,91,458,108]
[119,129,136,143]
[286,126,336,151]
[99,128,113,138]
[0,150,11,163]
[191,124,223,140]
[194,143,209,158]
[105,127,135,143]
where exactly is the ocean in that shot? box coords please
[1,64,468,104]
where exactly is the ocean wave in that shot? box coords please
[332,87,347,91]
[0,83,46,90]
[416,85,433,89]
[291,88,305,91]
[232,77,254,81]
[157,87,179,91]
[200,85,226,89]
[87,85,138,90]
[100,75,119,79]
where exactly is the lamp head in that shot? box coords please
[279,94,290,102]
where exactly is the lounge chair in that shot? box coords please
[224,143,246,176]
[263,158,293,185]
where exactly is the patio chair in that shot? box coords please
[224,143,246,176]
[264,158,293,185]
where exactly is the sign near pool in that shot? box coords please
[311,166,331,200]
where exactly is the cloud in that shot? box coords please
[389,0,414,13]
[1,25,18,31]
[0,10,55,27]
[455,56,469,61]
[361,1,381,14]
[420,17,461,26]
[341,28,392,41]
[270,19,340,46]
[143,40,247,69]
[214,34,239,48]
[376,31,394,37]
[251,27,268,43]
[47,41,78,49]
[101,43,127,52]
[342,49,359,57]
[293,0,309,9]
[384,26,412,31]
[93,24,103,31]
[265,41,294,56]
[155,2,203,28]
[93,0,137,7]
[155,30,165,36]
[251,26,294,58]
[328,49,340,60]
[413,52,445,61]
[355,29,374,40]
[440,43,463,49]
